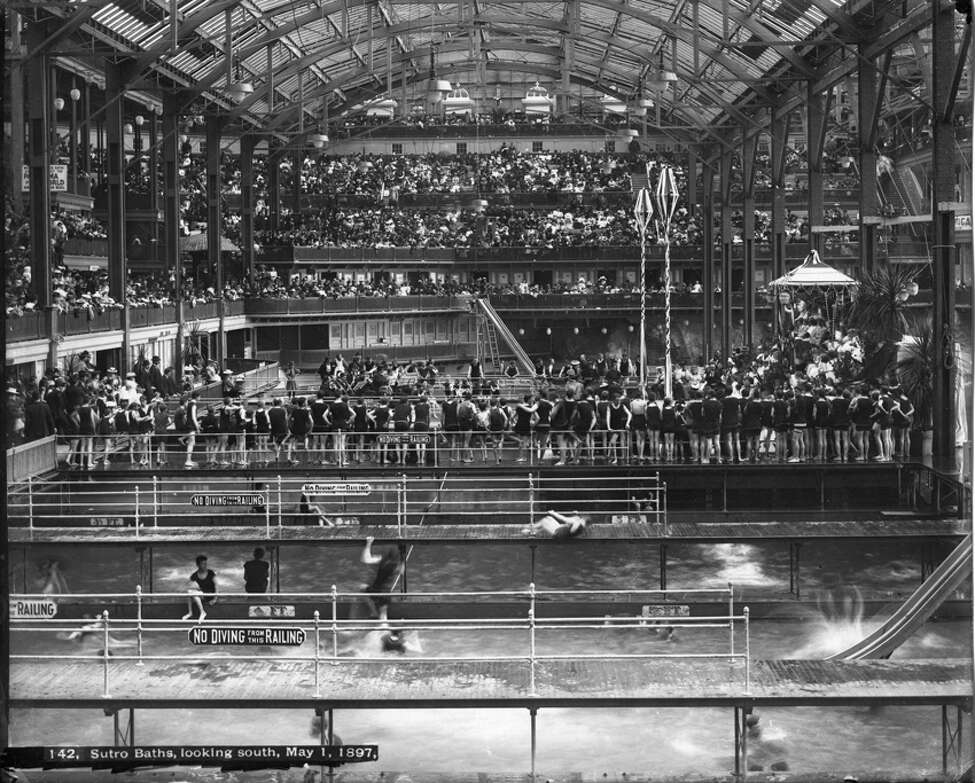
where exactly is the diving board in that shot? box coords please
[8,658,971,710]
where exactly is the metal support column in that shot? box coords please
[720,151,733,359]
[769,109,788,307]
[105,60,130,369]
[240,135,256,283]
[702,159,715,362]
[162,93,183,378]
[806,82,826,257]
[687,147,698,216]
[10,11,25,209]
[206,116,226,365]
[733,706,752,782]
[857,45,881,274]
[659,543,667,590]
[112,708,135,748]
[148,110,160,251]
[942,704,964,777]
[27,24,53,327]
[741,129,758,348]
[931,0,958,459]
[268,140,281,234]
[529,707,538,783]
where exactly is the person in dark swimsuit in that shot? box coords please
[243,547,270,593]
[361,537,403,622]
[183,555,217,622]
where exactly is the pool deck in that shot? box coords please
[8,657,971,709]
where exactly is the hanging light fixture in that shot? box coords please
[427,30,452,101]
[443,83,475,116]
[308,95,329,148]
[522,82,554,115]
[225,9,254,100]
[647,50,678,92]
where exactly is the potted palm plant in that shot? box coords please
[896,315,934,457]
[846,264,918,377]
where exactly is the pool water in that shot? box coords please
[8,538,972,778]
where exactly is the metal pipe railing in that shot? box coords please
[45,431,690,471]
[11,589,749,700]
[10,471,667,530]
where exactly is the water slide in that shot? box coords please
[475,297,538,377]
[828,534,972,660]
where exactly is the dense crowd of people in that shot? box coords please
[8,294,914,468]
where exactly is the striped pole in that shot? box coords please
[633,184,654,389]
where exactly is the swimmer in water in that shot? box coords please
[37,560,69,595]
[333,624,423,658]
[63,613,136,654]
[361,537,403,622]
[379,626,423,655]
[522,510,589,539]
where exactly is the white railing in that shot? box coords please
[51,426,662,471]
[8,472,668,535]
[7,436,58,483]
[9,585,749,699]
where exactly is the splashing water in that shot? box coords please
[792,587,868,658]
[697,543,781,588]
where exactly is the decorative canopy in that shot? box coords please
[769,251,859,289]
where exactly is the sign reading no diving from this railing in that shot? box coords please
[302,483,373,496]
[188,627,306,646]
[190,494,266,507]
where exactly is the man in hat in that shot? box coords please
[220,369,236,398]
[102,367,121,393]
[24,390,56,442]
[148,356,166,399]
[6,387,26,445]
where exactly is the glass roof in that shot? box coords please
[34,0,935,139]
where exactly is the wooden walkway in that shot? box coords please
[8,658,970,709]
[8,518,968,544]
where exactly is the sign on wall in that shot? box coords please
[22,165,69,192]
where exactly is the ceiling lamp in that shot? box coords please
[522,82,554,115]
[308,132,329,149]
[647,51,678,92]
[600,92,627,115]
[426,46,452,101]
[443,84,475,116]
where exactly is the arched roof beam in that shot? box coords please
[219,13,775,130]
[182,0,789,108]
[246,20,760,134]
[257,55,734,151]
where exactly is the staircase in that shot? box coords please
[475,298,537,377]
[475,313,502,371]
[887,165,926,216]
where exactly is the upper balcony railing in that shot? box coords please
[227,188,861,212]
[262,242,856,264]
